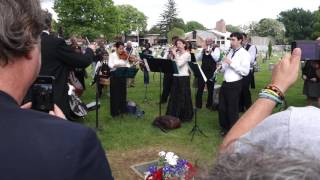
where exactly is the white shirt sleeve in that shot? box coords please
[248,45,257,65]
[229,50,251,76]
[162,51,169,59]
[108,53,130,69]
[94,61,102,74]
[211,48,221,62]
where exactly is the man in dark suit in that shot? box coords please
[40,11,92,119]
[0,0,113,179]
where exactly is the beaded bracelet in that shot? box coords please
[259,86,287,109]
[259,91,283,106]
[265,84,285,100]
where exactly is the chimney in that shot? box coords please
[215,19,226,33]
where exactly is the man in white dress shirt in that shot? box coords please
[218,32,251,136]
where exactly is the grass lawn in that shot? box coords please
[79,54,306,179]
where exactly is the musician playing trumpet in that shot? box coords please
[196,38,221,109]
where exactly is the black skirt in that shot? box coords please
[166,76,193,122]
[303,81,320,98]
[110,76,127,117]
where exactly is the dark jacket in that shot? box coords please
[40,32,91,118]
[0,91,113,180]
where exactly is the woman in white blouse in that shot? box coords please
[166,39,193,122]
[108,42,130,117]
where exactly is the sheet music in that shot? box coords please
[188,62,207,82]
[197,63,207,82]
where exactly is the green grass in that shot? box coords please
[79,53,306,177]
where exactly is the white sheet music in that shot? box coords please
[143,58,151,72]
[188,62,207,82]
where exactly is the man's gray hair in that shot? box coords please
[0,0,43,65]
[198,147,320,180]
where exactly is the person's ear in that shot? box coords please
[24,49,34,61]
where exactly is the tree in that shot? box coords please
[171,18,186,31]
[278,8,315,42]
[54,0,119,40]
[254,18,286,44]
[158,0,179,37]
[148,25,161,34]
[226,24,240,33]
[117,5,148,36]
[185,21,206,32]
[268,40,272,59]
[312,7,320,39]
[167,27,185,43]
[240,21,258,34]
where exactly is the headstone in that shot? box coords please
[131,160,158,179]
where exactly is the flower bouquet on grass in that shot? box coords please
[145,151,196,180]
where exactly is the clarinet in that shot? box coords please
[209,48,232,82]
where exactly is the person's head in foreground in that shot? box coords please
[0,0,43,104]
[199,146,320,180]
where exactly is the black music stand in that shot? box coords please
[140,54,153,103]
[110,67,139,122]
[188,62,208,141]
[144,57,178,116]
[91,65,102,130]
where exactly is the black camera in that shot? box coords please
[31,76,55,112]
[291,40,320,61]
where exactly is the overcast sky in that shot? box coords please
[41,0,319,29]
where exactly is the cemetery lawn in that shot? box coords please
[79,54,305,179]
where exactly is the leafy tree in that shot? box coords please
[116,5,147,36]
[268,40,272,59]
[158,0,178,37]
[167,27,185,43]
[312,7,320,39]
[240,21,258,34]
[255,18,286,44]
[148,25,161,34]
[226,24,240,33]
[171,18,186,31]
[278,8,315,42]
[185,21,206,32]
[54,0,119,40]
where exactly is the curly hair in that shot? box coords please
[198,142,320,180]
[0,0,43,65]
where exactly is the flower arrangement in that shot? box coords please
[145,151,196,180]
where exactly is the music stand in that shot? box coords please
[91,64,102,130]
[140,54,153,103]
[110,67,139,122]
[144,57,178,116]
[188,62,208,141]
